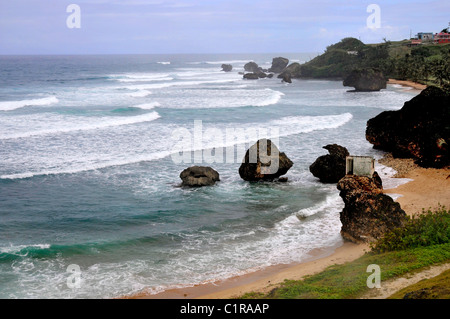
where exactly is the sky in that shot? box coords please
[0,0,449,55]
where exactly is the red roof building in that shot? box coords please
[434,32,450,44]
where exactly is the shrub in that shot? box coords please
[371,206,450,252]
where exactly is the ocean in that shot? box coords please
[0,54,417,298]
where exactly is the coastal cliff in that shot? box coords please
[366,86,450,168]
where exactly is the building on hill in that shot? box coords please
[409,32,434,46]
[434,32,450,44]
[416,32,434,42]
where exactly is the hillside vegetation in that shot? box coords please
[298,37,450,90]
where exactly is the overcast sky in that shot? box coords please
[0,0,449,55]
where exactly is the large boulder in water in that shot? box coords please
[269,57,289,73]
[343,68,387,91]
[281,73,292,83]
[221,64,232,72]
[243,73,260,80]
[337,174,407,243]
[366,86,450,168]
[277,62,302,79]
[244,61,261,73]
[309,144,349,183]
[239,139,293,181]
[180,166,220,187]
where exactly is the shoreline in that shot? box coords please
[127,154,449,299]
[128,241,369,299]
[387,79,427,91]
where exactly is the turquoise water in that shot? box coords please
[0,54,417,298]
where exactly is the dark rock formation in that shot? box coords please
[267,73,274,78]
[366,86,450,168]
[269,57,289,73]
[337,174,407,243]
[180,166,220,187]
[243,73,260,80]
[257,72,267,78]
[239,139,293,181]
[309,144,349,183]
[343,68,387,91]
[281,73,292,83]
[243,71,269,80]
[221,64,232,72]
[278,63,302,79]
[244,62,261,73]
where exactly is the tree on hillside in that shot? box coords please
[430,54,450,88]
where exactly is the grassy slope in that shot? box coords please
[241,244,450,299]
[241,207,450,299]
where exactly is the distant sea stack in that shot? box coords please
[243,61,272,80]
[277,63,302,80]
[366,86,449,168]
[221,64,232,72]
[239,139,293,182]
[343,68,387,92]
[268,57,289,73]
[244,62,262,73]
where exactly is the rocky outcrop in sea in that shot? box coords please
[221,64,232,72]
[244,62,263,73]
[337,173,407,243]
[343,68,386,91]
[268,57,289,73]
[239,139,293,182]
[180,166,220,187]
[309,144,349,183]
[366,86,450,168]
[278,63,302,80]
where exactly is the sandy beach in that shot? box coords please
[387,79,427,91]
[130,154,449,299]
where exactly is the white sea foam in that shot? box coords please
[273,113,353,136]
[0,149,172,180]
[0,96,58,111]
[0,244,51,254]
[0,112,161,140]
[296,193,343,219]
[112,73,173,83]
[128,90,152,97]
[118,77,173,83]
[124,78,237,91]
[375,161,413,190]
[157,62,171,65]
[158,88,283,109]
[133,102,160,110]
[204,60,250,65]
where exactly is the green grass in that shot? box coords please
[241,207,450,299]
[240,244,450,299]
